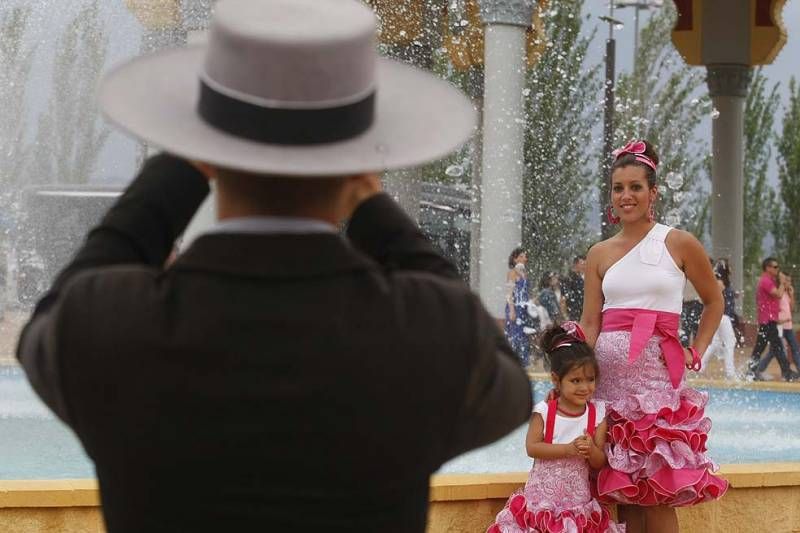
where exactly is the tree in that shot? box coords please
[29,1,110,185]
[522,0,602,277]
[774,77,800,274]
[742,70,779,286]
[613,4,710,238]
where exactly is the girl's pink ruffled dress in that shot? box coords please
[594,223,728,507]
[488,400,624,533]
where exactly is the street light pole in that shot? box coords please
[599,9,623,240]
[614,0,663,71]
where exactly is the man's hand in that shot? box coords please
[187,160,216,180]
[341,173,382,219]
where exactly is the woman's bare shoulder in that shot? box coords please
[665,226,694,242]
[665,227,703,253]
[665,228,706,269]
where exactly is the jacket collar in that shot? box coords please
[171,232,376,279]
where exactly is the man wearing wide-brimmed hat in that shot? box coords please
[16,0,532,531]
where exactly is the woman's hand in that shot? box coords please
[683,346,701,371]
[509,306,516,322]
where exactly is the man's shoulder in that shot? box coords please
[57,265,164,316]
[757,274,775,290]
[64,264,161,292]
[389,270,476,306]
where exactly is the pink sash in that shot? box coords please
[601,308,685,389]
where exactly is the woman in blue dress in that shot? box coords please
[505,247,531,366]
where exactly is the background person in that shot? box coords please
[538,271,564,325]
[15,1,533,531]
[505,247,532,367]
[582,140,727,533]
[778,272,799,371]
[714,258,745,346]
[748,258,798,381]
[699,273,739,380]
[680,279,703,347]
[562,254,587,321]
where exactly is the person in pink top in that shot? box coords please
[581,140,728,533]
[748,258,799,381]
[778,272,799,371]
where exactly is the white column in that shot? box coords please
[477,0,532,317]
[707,64,751,311]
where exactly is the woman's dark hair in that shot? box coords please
[610,140,660,189]
[538,271,558,290]
[540,324,599,381]
[508,247,525,269]
[715,258,731,289]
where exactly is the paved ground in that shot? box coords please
[526,336,800,385]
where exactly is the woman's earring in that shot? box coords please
[606,205,620,224]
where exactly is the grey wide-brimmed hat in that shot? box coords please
[100,0,477,176]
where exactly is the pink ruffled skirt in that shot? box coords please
[488,457,624,533]
[594,331,729,507]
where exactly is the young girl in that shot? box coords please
[488,322,624,533]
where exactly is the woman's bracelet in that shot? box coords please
[686,346,702,371]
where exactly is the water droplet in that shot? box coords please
[665,172,684,190]
[665,209,681,226]
[522,88,531,97]
[673,191,685,203]
[711,108,720,120]
[445,164,464,178]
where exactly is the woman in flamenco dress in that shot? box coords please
[580,140,728,533]
[505,247,532,366]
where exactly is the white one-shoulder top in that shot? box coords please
[601,223,685,314]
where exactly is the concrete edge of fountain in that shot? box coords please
[527,371,800,393]
[1,463,799,508]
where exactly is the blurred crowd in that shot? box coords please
[504,249,799,382]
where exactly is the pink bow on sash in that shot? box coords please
[601,308,685,388]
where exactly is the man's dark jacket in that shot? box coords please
[17,155,532,533]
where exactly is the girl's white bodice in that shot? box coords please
[601,223,685,314]
[533,400,606,444]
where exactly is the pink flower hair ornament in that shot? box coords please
[552,320,587,350]
[612,140,657,171]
